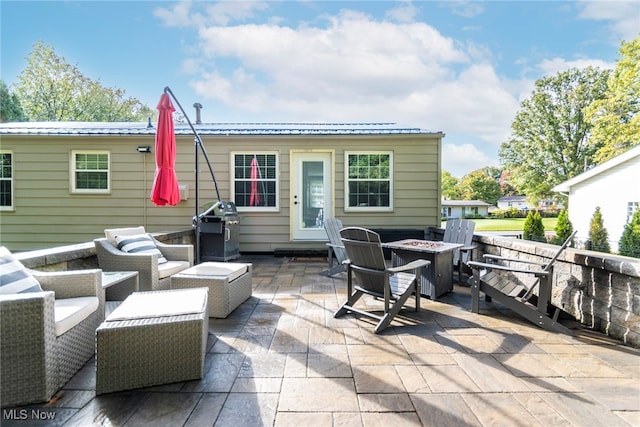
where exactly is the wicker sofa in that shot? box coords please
[94,226,194,292]
[0,247,103,408]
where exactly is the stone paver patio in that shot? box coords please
[3,255,639,426]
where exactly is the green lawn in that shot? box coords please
[449,218,558,232]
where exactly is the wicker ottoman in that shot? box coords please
[96,288,208,395]
[171,262,252,318]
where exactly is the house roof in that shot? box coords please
[0,121,443,136]
[552,145,640,192]
[441,200,492,207]
[497,195,527,202]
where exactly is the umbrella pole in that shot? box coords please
[164,86,222,263]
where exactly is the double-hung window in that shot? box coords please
[345,152,393,211]
[71,151,110,193]
[232,153,278,211]
[0,151,13,210]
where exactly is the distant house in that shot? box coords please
[0,121,444,252]
[441,200,491,219]
[497,195,533,211]
[553,145,640,252]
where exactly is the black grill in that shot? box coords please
[195,201,240,262]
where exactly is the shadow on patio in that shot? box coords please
[2,255,639,426]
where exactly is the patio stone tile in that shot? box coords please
[238,353,287,378]
[553,353,629,377]
[453,353,531,392]
[284,353,307,377]
[417,365,481,393]
[307,353,353,378]
[512,392,572,425]
[182,353,245,393]
[395,365,431,393]
[278,378,359,412]
[347,344,413,365]
[274,412,334,427]
[353,365,405,393]
[309,325,346,345]
[448,334,508,354]
[332,412,364,426]
[358,393,414,412]
[462,392,544,426]
[538,392,634,427]
[409,352,457,366]
[411,393,481,426]
[231,377,283,393]
[569,377,640,411]
[183,393,226,427]
[361,412,422,426]
[216,392,279,427]
[493,353,570,377]
[115,392,200,426]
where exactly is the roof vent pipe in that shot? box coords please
[193,103,203,124]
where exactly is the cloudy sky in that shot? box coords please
[2,1,637,177]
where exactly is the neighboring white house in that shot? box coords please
[441,200,491,219]
[497,195,533,211]
[553,145,640,252]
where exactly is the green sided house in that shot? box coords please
[0,121,444,253]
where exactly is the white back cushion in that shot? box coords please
[116,234,168,264]
[105,226,147,246]
[0,246,43,294]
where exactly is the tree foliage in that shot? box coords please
[523,210,545,242]
[457,167,502,205]
[586,37,640,163]
[499,67,610,202]
[589,206,611,253]
[0,80,25,122]
[554,208,574,246]
[441,170,462,200]
[619,208,640,258]
[13,41,154,122]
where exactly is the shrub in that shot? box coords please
[523,210,545,242]
[589,207,611,253]
[619,208,640,258]
[554,209,574,246]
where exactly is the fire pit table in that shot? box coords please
[382,239,464,299]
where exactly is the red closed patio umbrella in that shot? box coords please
[150,92,181,206]
[249,157,261,207]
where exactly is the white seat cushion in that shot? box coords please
[54,296,99,336]
[178,262,247,282]
[158,260,191,279]
[106,288,207,321]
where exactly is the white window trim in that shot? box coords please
[70,150,111,194]
[230,151,279,212]
[0,150,14,211]
[344,151,394,212]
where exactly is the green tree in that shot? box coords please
[554,209,574,245]
[441,170,462,200]
[0,80,25,122]
[457,168,502,205]
[589,206,611,253]
[14,41,154,122]
[499,67,610,202]
[619,208,640,258]
[523,210,545,242]
[586,37,640,163]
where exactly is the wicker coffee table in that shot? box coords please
[171,262,252,318]
[96,288,208,395]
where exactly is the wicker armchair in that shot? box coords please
[0,266,103,407]
[94,226,193,292]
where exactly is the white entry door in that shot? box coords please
[291,152,333,240]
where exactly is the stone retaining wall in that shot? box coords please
[469,232,640,348]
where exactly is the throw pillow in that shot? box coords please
[115,234,168,264]
[0,246,44,294]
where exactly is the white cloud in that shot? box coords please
[443,143,499,178]
[538,57,616,76]
[577,1,640,43]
